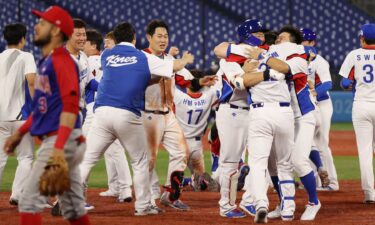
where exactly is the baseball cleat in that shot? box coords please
[220,208,246,218]
[300,201,321,220]
[85,202,95,211]
[118,188,133,202]
[316,185,339,191]
[51,201,62,217]
[237,164,250,191]
[9,198,18,206]
[239,202,256,216]
[99,190,119,197]
[134,205,160,216]
[254,207,268,223]
[267,205,281,219]
[160,192,190,211]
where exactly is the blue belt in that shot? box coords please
[229,104,250,111]
[195,137,201,141]
[251,102,290,108]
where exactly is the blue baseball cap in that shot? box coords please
[237,19,265,46]
[300,28,317,41]
[360,24,375,39]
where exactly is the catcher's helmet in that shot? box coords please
[301,28,317,41]
[237,19,264,41]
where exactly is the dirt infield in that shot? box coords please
[0,130,363,224]
[0,181,373,225]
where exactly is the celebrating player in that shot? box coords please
[0,23,36,206]
[339,23,375,203]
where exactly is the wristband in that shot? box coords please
[54,126,72,149]
[263,69,270,81]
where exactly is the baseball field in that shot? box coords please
[0,122,374,225]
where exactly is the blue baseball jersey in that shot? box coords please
[95,42,174,116]
[30,47,81,136]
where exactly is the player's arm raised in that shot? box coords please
[172,51,194,72]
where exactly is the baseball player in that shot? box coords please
[143,20,215,210]
[51,18,94,215]
[247,26,322,221]
[82,29,133,201]
[339,23,375,203]
[0,23,36,206]
[4,6,91,225]
[301,28,339,191]
[79,21,195,215]
[173,69,219,191]
[211,19,269,219]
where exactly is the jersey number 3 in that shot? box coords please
[187,109,203,125]
[363,64,374,83]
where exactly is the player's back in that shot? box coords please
[95,43,150,116]
[174,87,217,138]
[0,49,35,121]
[339,48,375,102]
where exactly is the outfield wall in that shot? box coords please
[330,91,353,122]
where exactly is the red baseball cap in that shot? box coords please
[32,6,74,37]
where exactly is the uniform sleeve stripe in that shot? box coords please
[286,53,308,61]
[348,66,355,81]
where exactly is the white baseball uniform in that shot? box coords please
[217,54,250,215]
[173,86,218,174]
[308,54,339,189]
[80,42,174,212]
[0,48,35,201]
[339,46,375,201]
[142,49,190,200]
[239,47,296,218]
[82,55,133,199]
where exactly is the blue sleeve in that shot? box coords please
[87,79,99,91]
[226,44,231,58]
[340,77,353,89]
[315,81,332,96]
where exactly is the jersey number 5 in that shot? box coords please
[187,109,203,125]
[363,64,374,83]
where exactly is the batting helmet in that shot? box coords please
[301,28,317,41]
[237,19,264,46]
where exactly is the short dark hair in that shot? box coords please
[86,29,103,51]
[146,20,169,36]
[365,38,375,45]
[3,23,27,45]
[73,18,86,29]
[113,22,135,43]
[189,69,204,92]
[279,26,303,44]
[105,31,115,40]
[264,31,278,45]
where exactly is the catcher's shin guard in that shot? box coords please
[169,171,184,201]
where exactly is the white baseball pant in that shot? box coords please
[216,103,249,214]
[143,111,188,199]
[82,107,133,195]
[80,106,151,211]
[352,101,375,201]
[0,121,33,201]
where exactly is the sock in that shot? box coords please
[211,154,219,172]
[70,214,91,225]
[20,212,42,225]
[309,149,323,169]
[300,171,319,205]
[271,176,281,200]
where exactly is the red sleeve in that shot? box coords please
[51,47,80,114]
[18,116,33,135]
[226,54,247,64]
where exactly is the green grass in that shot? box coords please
[331,122,353,131]
[0,122,358,191]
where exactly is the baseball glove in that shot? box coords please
[39,150,70,196]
